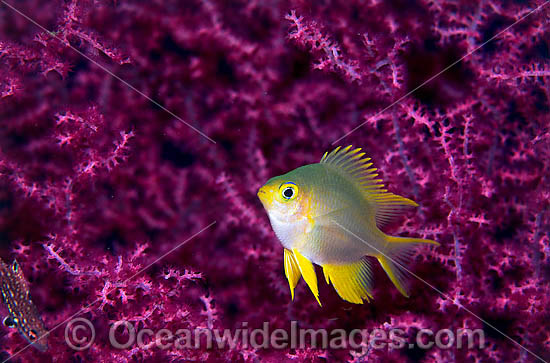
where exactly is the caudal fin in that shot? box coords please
[377,236,439,297]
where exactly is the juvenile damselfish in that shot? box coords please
[257,146,439,305]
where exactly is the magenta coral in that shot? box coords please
[0,0,549,361]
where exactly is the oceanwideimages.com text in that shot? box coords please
[65,318,485,352]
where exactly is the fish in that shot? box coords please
[0,257,48,352]
[257,145,439,305]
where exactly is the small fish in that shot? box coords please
[0,258,48,352]
[257,145,439,305]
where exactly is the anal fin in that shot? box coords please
[322,259,374,304]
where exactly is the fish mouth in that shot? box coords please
[257,186,271,206]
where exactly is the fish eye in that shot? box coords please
[283,187,294,199]
[3,317,16,328]
[280,183,298,200]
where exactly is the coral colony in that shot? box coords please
[0,0,548,361]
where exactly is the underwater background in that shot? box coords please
[0,0,549,361]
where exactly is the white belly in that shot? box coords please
[268,215,307,250]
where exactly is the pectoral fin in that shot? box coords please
[283,249,301,300]
[292,249,321,306]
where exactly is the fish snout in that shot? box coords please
[257,185,271,205]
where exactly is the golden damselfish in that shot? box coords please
[257,146,439,305]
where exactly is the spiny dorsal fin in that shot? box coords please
[320,145,418,227]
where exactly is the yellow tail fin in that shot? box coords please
[322,259,374,304]
[378,236,439,297]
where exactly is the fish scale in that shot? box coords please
[0,257,48,352]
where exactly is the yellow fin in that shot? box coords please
[292,249,321,306]
[322,260,374,304]
[284,249,301,300]
[323,267,330,284]
[372,193,419,227]
[320,145,420,227]
[385,235,440,246]
[320,145,376,188]
[377,255,410,297]
[378,235,440,297]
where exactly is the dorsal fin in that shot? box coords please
[320,145,418,227]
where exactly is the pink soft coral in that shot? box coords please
[0,0,548,361]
